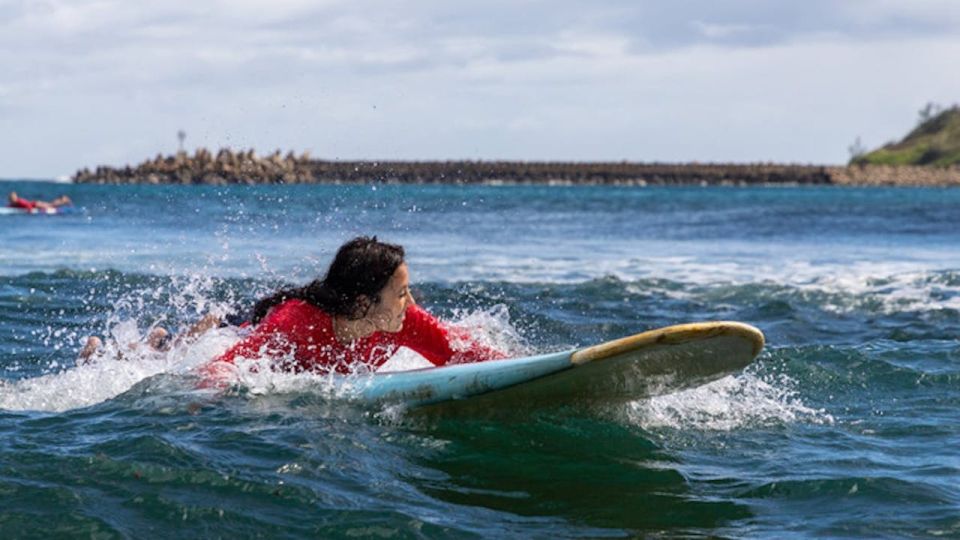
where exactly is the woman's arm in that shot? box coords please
[397,304,507,366]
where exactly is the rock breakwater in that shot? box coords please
[73,149,316,185]
[72,148,960,186]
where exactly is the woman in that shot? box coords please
[210,236,505,374]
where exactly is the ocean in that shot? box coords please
[1,181,957,538]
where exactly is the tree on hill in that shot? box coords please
[851,103,960,166]
[917,102,943,125]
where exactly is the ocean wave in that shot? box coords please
[1,266,956,413]
[3,267,957,364]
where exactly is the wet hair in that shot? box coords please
[251,236,405,323]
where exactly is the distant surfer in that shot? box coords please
[7,191,72,212]
[80,236,505,373]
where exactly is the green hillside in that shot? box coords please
[852,106,960,166]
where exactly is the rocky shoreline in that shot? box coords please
[72,148,960,187]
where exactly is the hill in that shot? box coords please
[853,106,960,166]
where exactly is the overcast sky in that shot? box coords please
[2,0,959,178]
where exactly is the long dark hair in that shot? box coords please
[251,236,405,323]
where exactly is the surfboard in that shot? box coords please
[0,206,79,215]
[346,321,764,411]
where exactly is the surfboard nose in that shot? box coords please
[570,321,765,366]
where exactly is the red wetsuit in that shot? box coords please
[215,299,505,373]
[9,198,35,210]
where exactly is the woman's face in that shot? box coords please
[367,263,413,333]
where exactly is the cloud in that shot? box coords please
[0,1,959,176]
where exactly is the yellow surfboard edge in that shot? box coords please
[569,321,765,366]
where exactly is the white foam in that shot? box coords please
[626,371,833,432]
[444,303,532,362]
[0,327,239,413]
[0,302,528,412]
[739,260,960,314]
[414,246,960,313]
[375,347,434,373]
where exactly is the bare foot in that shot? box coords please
[180,314,223,342]
[78,336,103,364]
[146,327,171,351]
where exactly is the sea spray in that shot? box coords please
[627,369,834,433]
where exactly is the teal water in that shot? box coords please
[1,182,958,538]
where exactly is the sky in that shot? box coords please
[1,0,959,179]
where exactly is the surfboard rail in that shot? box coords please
[355,320,766,411]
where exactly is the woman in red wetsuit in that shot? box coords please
[211,236,505,374]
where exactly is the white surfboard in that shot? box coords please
[345,321,764,411]
[0,206,78,215]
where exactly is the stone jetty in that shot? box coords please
[73,148,316,185]
[72,148,960,187]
